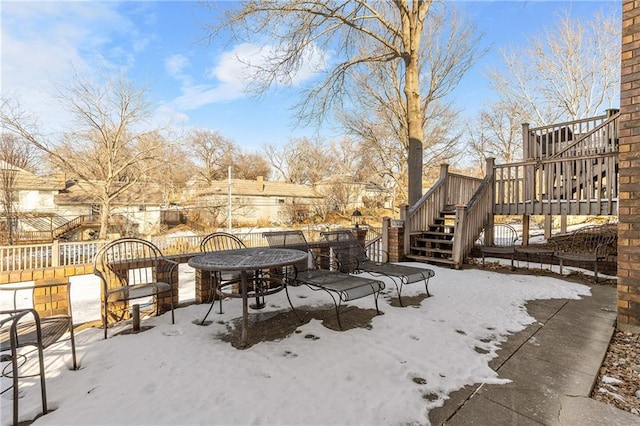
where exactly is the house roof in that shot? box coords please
[0,160,65,191]
[191,177,322,199]
[54,180,166,206]
[314,175,391,194]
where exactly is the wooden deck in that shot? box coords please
[403,110,619,269]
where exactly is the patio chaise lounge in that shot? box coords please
[263,230,385,329]
[320,229,435,307]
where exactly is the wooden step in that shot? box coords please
[417,238,454,246]
[411,246,452,255]
[428,225,455,232]
[406,254,456,265]
[419,231,454,239]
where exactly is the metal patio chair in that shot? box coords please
[1,309,48,426]
[321,229,435,307]
[479,224,518,270]
[198,232,261,323]
[1,278,79,425]
[93,238,177,339]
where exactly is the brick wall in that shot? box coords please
[618,0,640,331]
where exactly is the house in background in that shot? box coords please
[185,176,324,226]
[0,161,67,242]
[314,175,393,213]
[54,180,168,237]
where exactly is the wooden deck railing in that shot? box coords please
[405,166,482,231]
[494,155,618,216]
[523,109,619,160]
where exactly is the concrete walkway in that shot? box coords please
[428,283,640,425]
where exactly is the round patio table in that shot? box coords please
[188,247,308,347]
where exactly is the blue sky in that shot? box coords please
[1,1,620,153]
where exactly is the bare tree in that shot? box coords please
[0,134,36,244]
[265,137,337,185]
[203,0,442,205]
[466,105,521,172]
[1,74,166,239]
[188,130,237,183]
[488,10,620,126]
[338,5,482,205]
[232,152,271,180]
[138,131,194,205]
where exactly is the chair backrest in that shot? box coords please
[320,229,369,261]
[93,238,166,292]
[566,224,617,256]
[200,232,246,253]
[263,230,311,273]
[482,224,518,247]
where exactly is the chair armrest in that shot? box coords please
[594,242,612,259]
[158,258,179,275]
[1,308,43,349]
[1,308,39,325]
[335,252,360,273]
[312,253,351,272]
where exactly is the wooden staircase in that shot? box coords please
[406,206,457,266]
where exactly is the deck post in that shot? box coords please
[560,214,568,234]
[522,123,531,159]
[486,157,495,245]
[440,164,449,209]
[400,204,410,256]
[51,239,60,267]
[522,215,530,247]
[452,204,466,269]
[544,215,552,240]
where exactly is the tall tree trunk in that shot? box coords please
[99,199,110,240]
[405,51,423,206]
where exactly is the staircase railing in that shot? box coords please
[451,167,495,268]
[403,164,450,240]
[548,110,619,159]
[52,214,99,239]
[402,163,484,267]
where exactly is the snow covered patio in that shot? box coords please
[1,262,604,425]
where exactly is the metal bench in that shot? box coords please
[554,224,616,282]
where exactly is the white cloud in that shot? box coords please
[167,42,326,111]
[210,42,326,87]
[165,54,189,76]
[1,1,152,136]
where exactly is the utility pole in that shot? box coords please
[227,166,232,231]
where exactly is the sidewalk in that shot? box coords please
[428,283,640,425]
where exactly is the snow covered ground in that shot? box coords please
[1,258,609,426]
